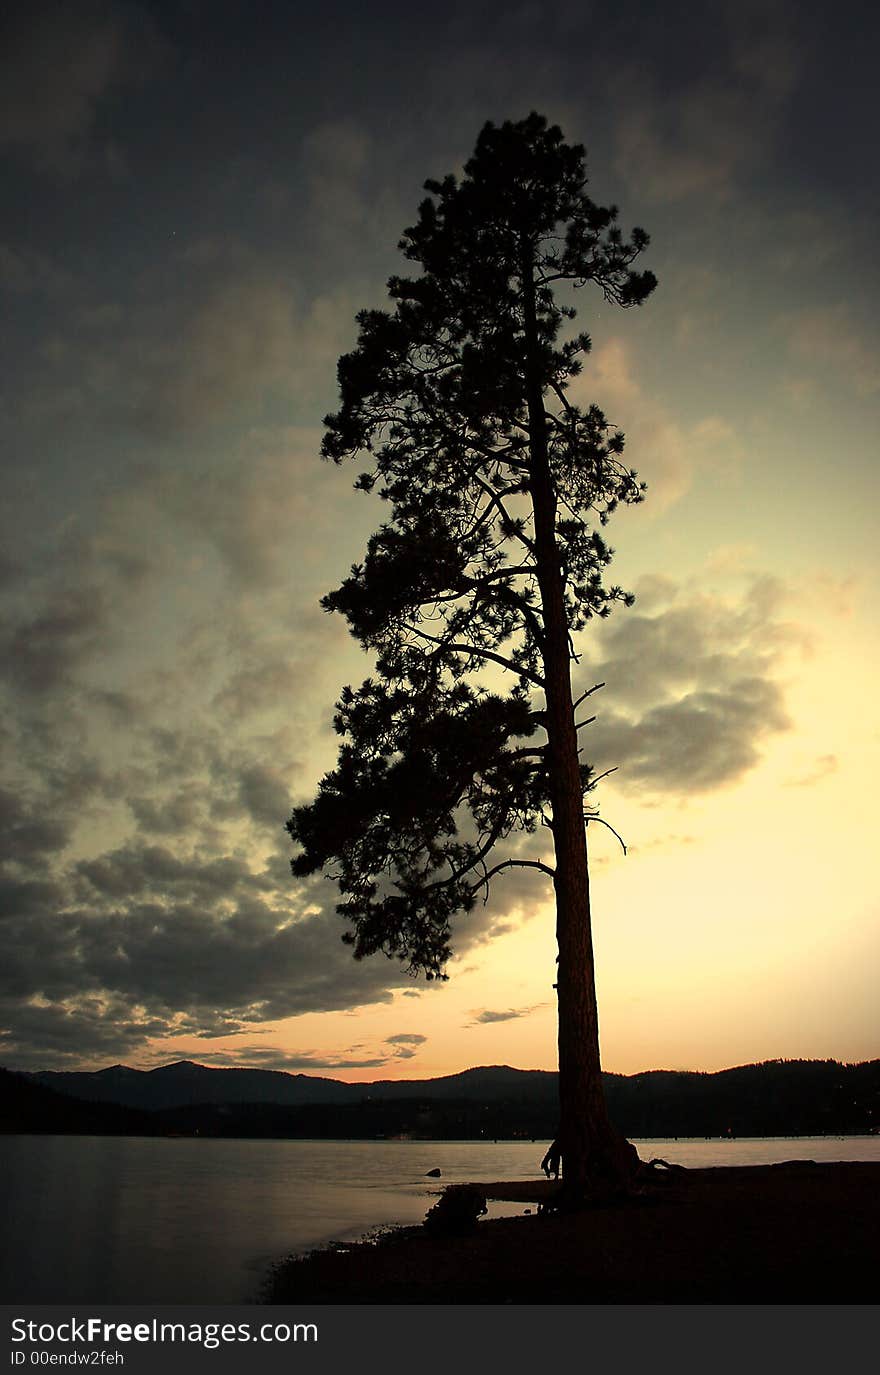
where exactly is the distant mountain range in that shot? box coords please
[2,1058,877,1139]
[29,1060,556,1110]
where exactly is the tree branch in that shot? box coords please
[583,814,627,855]
[418,563,538,610]
[494,582,546,647]
[471,856,556,902]
[548,378,578,418]
[469,471,537,556]
[587,766,617,787]
[573,683,605,710]
[402,623,546,687]
[483,857,556,880]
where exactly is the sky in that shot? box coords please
[1,0,878,1079]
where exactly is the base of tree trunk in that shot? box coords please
[552,1128,643,1211]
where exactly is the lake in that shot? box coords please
[2,1135,877,1304]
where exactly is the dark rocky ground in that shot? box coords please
[265,1161,880,1305]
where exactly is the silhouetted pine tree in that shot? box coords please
[288,113,656,1199]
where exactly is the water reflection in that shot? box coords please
[1,1135,877,1303]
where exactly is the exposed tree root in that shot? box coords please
[539,1141,691,1214]
[642,1157,689,1175]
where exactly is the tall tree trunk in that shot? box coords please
[520,248,638,1199]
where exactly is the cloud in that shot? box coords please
[128,788,205,837]
[19,246,358,444]
[0,546,532,1066]
[0,741,546,1068]
[0,533,444,1067]
[628,832,696,855]
[0,609,794,1067]
[0,416,448,1070]
[168,1046,398,1073]
[148,432,333,588]
[610,5,801,202]
[0,996,172,1069]
[0,864,417,1067]
[300,120,374,245]
[229,764,295,830]
[0,321,812,1072]
[1,582,110,697]
[786,306,880,397]
[0,789,71,864]
[123,276,301,436]
[468,1005,547,1026]
[0,1,166,176]
[589,679,789,794]
[0,243,74,297]
[785,754,838,789]
[571,339,743,513]
[577,575,802,795]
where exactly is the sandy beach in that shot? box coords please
[265,1161,879,1304]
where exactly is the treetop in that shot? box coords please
[289,112,656,978]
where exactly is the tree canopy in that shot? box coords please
[288,112,656,1194]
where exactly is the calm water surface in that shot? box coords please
[1,1135,877,1303]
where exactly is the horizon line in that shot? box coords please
[14,1054,878,1080]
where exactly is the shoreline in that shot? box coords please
[264,1161,880,1304]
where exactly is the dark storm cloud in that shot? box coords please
[212,657,315,724]
[0,871,412,1067]
[0,523,155,763]
[2,566,523,1044]
[0,789,70,863]
[1,559,440,1064]
[74,843,274,902]
[1,583,108,696]
[128,789,204,837]
[5,0,857,448]
[0,995,172,1069]
[0,791,540,1068]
